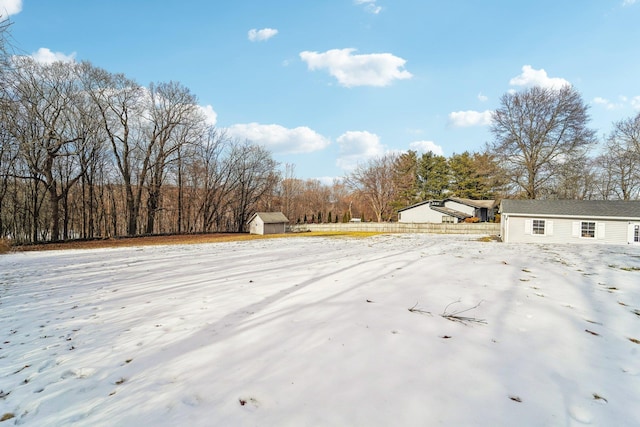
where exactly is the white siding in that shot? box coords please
[445,201,475,216]
[249,217,265,235]
[628,223,640,245]
[504,216,632,244]
[398,204,445,223]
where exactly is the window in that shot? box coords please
[532,220,545,235]
[581,221,596,238]
[635,225,639,243]
[442,216,455,224]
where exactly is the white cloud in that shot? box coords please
[448,110,493,127]
[355,0,382,14]
[248,28,278,42]
[623,0,637,6]
[30,47,76,64]
[509,65,570,89]
[225,123,330,154]
[477,92,488,102]
[0,0,21,16]
[592,95,640,110]
[299,48,412,88]
[409,140,444,156]
[592,97,617,110]
[198,105,218,126]
[336,130,384,170]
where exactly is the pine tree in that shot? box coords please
[418,152,450,199]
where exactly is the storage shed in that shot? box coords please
[500,199,640,245]
[248,212,289,235]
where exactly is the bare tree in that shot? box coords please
[489,85,596,199]
[83,64,147,236]
[229,142,279,232]
[191,127,236,232]
[595,113,640,200]
[280,163,303,222]
[552,148,598,200]
[345,154,398,222]
[143,81,205,234]
[4,58,90,241]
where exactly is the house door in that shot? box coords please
[629,223,640,244]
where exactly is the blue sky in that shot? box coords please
[3,0,640,182]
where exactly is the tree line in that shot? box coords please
[0,56,286,242]
[346,86,640,222]
[1,21,639,243]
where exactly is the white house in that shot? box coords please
[398,197,497,223]
[248,212,289,235]
[500,199,640,245]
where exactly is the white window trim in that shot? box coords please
[580,221,596,239]
[577,221,602,239]
[526,218,552,236]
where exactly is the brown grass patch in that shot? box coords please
[10,231,388,253]
[0,238,11,254]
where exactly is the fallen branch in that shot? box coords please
[408,302,432,316]
[441,300,486,325]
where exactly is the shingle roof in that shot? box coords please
[500,199,640,219]
[448,197,498,209]
[249,212,289,224]
[397,200,431,212]
[430,205,472,219]
[397,198,497,212]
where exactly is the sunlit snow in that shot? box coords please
[1,234,639,426]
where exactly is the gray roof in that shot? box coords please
[398,198,496,212]
[500,199,640,219]
[430,205,471,219]
[448,197,498,209]
[397,200,431,212]
[249,212,289,224]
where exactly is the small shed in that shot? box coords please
[500,199,640,245]
[248,212,289,235]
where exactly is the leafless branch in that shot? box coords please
[408,301,432,316]
[441,300,486,325]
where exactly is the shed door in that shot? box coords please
[629,223,640,245]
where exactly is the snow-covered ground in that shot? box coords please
[1,234,639,426]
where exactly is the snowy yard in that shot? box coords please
[1,234,639,426]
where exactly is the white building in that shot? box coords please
[398,197,497,224]
[500,199,640,245]
[247,212,289,235]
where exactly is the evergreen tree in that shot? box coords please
[417,152,450,199]
[391,151,419,210]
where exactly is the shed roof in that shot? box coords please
[500,199,640,219]
[248,212,289,224]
